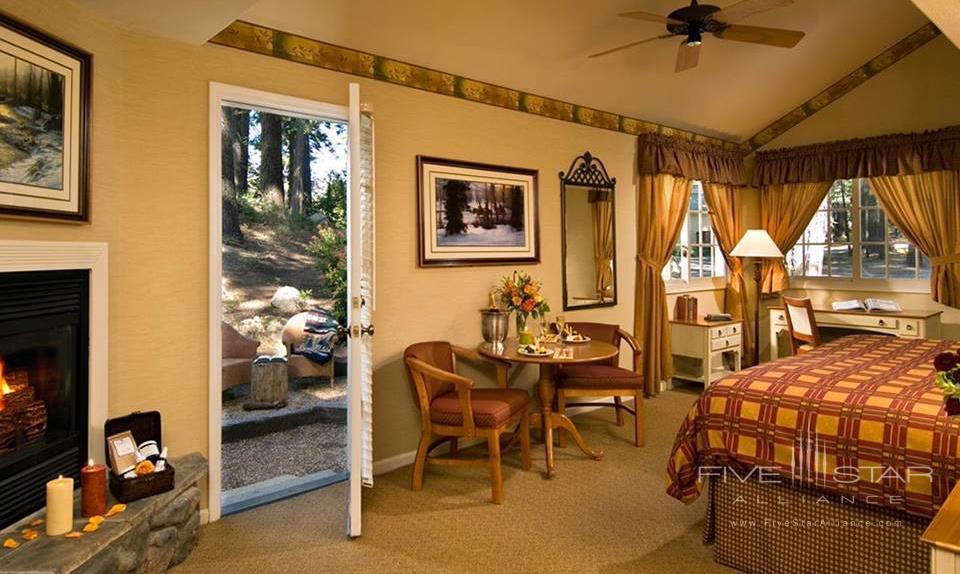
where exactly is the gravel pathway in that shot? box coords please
[222,421,347,491]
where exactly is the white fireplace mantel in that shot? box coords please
[0,240,108,463]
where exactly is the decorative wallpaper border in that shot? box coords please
[748,22,942,150]
[209,20,747,151]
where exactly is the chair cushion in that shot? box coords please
[430,388,529,428]
[555,365,642,389]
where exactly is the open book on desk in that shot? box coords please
[831,298,903,313]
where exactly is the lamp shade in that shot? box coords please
[730,229,783,259]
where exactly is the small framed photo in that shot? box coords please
[0,14,90,222]
[417,156,539,267]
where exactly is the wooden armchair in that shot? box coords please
[554,322,645,447]
[403,341,531,504]
[783,296,821,355]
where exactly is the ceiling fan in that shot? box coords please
[590,0,805,72]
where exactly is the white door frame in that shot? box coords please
[207,82,348,523]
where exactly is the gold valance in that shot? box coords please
[753,125,960,186]
[637,133,747,186]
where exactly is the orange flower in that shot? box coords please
[521,299,536,312]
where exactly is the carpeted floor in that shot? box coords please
[175,386,735,573]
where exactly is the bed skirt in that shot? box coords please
[705,478,931,574]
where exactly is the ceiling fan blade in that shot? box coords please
[715,24,804,48]
[675,42,700,72]
[618,10,684,26]
[589,34,675,58]
[712,0,793,23]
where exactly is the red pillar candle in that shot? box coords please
[80,459,107,518]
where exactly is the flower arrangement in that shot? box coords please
[497,271,550,335]
[934,350,960,415]
[935,350,960,395]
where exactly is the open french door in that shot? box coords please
[346,82,374,537]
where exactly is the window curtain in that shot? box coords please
[590,190,614,300]
[635,133,746,395]
[635,174,691,395]
[703,183,752,362]
[869,171,960,307]
[758,182,832,293]
[753,125,960,297]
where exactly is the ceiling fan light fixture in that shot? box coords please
[686,29,703,47]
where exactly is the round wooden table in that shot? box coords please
[478,338,618,477]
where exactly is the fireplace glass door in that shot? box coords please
[0,270,88,527]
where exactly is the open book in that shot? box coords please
[831,298,902,313]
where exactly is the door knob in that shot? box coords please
[362,324,375,336]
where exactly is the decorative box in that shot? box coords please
[103,411,175,503]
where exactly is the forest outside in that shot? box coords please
[0,52,65,189]
[220,105,348,356]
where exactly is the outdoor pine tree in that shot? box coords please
[221,108,243,241]
[260,112,285,208]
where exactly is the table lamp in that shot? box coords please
[730,229,783,366]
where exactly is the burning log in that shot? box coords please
[0,366,49,449]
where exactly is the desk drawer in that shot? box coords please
[710,324,742,339]
[711,333,741,351]
[821,314,898,331]
[899,319,921,337]
[772,312,787,327]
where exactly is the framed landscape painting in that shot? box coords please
[417,156,539,267]
[0,15,89,222]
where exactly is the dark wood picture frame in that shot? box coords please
[559,151,617,311]
[0,13,90,223]
[417,156,539,267]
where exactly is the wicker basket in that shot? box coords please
[104,411,175,503]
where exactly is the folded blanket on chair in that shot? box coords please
[294,310,341,365]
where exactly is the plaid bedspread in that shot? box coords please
[666,334,960,518]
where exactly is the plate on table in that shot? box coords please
[562,335,591,344]
[518,345,552,357]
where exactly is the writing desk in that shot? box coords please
[768,306,943,359]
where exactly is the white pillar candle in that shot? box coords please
[45,475,74,536]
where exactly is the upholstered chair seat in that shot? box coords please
[430,388,530,428]
[553,322,645,447]
[554,365,643,389]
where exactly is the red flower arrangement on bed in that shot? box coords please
[934,350,960,415]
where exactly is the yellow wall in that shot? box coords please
[751,34,960,360]
[0,1,641,480]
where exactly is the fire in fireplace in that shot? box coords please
[0,270,88,528]
[0,355,50,456]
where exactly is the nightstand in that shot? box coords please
[670,318,743,386]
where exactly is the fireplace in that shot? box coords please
[0,270,88,528]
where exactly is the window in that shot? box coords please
[786,179,930,281]
[663,181,725,283]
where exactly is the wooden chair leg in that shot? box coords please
[488,431,504,504]
[614,396,625,426]
[449,437,459,458]
[634,390,645,447]
[557,391,567,448]
[520,410,531,471]
[412,431,430,491]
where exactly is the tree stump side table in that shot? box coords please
[243,357,288,410]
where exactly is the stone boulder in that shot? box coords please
[270,286,303,313]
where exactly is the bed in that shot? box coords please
[666,334,960,574]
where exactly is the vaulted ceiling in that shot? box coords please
[73,0,948,142]
[237,0,931,141]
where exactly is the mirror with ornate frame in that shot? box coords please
[559,152,617,311]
